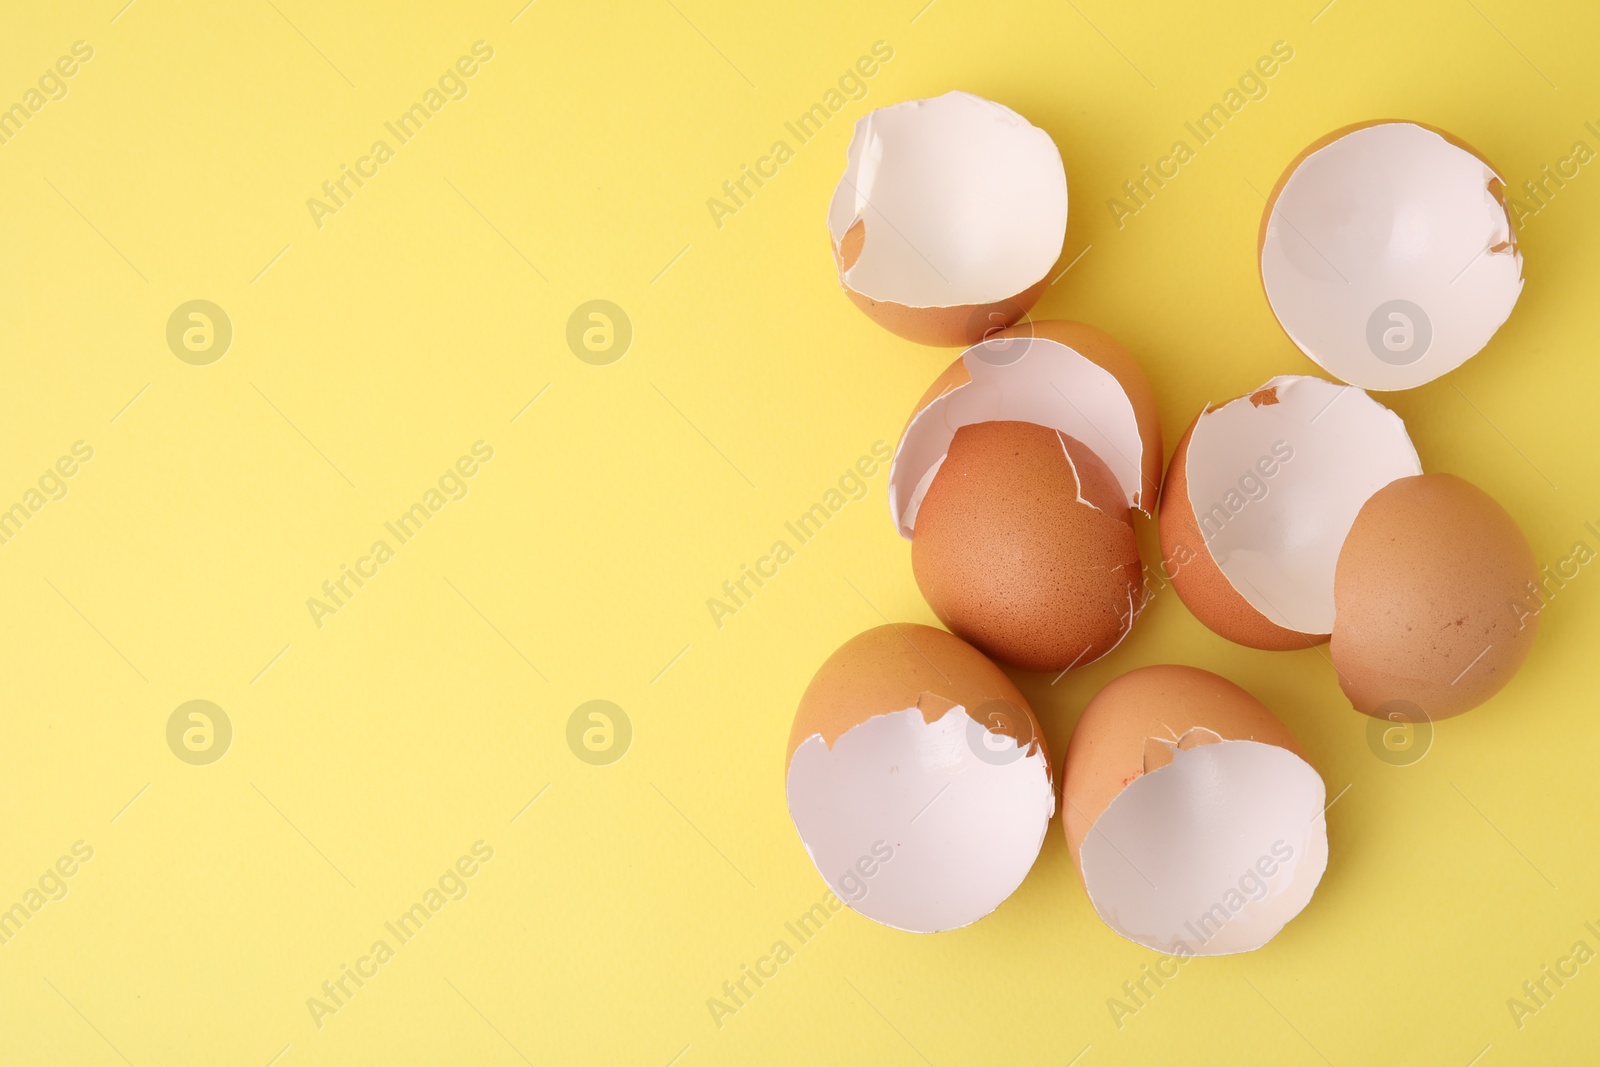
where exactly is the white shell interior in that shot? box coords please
[1185,375,1420,634]
[890,336,1147,538]
[787,704,1055,933]
[1081,738,1328,956]
[1260,122,1523,391]
[827,91,1067,309]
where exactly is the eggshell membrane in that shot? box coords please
[1159,419,1308,652]
[1332,474,1540,720]
[890,320,1162,535]
[786,624,1055,932]
[827,91,1067,346]
[1159,375,1420,646]
[1062,666,1328,955]
[911,420,1142,672]
[1259,120,1523,391]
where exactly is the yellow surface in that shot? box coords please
[0,1,1595,1063]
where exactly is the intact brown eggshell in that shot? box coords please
[912,420,1141,672]
[1061,665,1328,956]
[1331,474,1540,720]
[827,91,1068,346]
[786,624,1055,933]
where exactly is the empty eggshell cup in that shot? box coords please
[1259,121,1523,391]
[786,623,1055,933]
[1159,374,1420,650]
[1062,665,1328,956]
[828,91,1068,346]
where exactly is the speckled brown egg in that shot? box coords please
[910,420,1142,672]
[1332,473,1539,720]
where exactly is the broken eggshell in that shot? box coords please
[1332,473,1540,720]
[911,420,1142,673]
[1062,665,1328,956]
[1259,120,1524,391]
[890,322,1163,672]
[827,91,1068,346]
[786,623,1055,933]
[1159,374,1421,650]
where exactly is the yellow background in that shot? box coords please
[0,0,1595,1063]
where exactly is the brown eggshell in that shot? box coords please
[1060,665,1311,874]
[840,275,1049,349]
[895,320,1164,516]
[786,622,1049,772]
[1331,474,1539,720]
[911,420,1142,673]
[1158,416,1318,651]
[994,320,1164,510]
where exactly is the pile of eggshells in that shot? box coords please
[787,92,1536,952]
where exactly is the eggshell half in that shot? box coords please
[827,91,1068,346]
[1332,474,1539,720]
[1159,375,1420,648]
[1259,121,1523,391]
[911,420,1142,672]
[891,320,1163,532]
[1062,665,1328,956]
[786,624,1055,933]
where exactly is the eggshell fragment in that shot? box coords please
[1062,666,1328,956]
[1259,121,1523,391]
[911,420,1142,672]
[1332,474,1539,720]
[827,91,1067,346]
[1159,375,1420,649]
[786,624,1055,933]
[891,320,1163,531]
